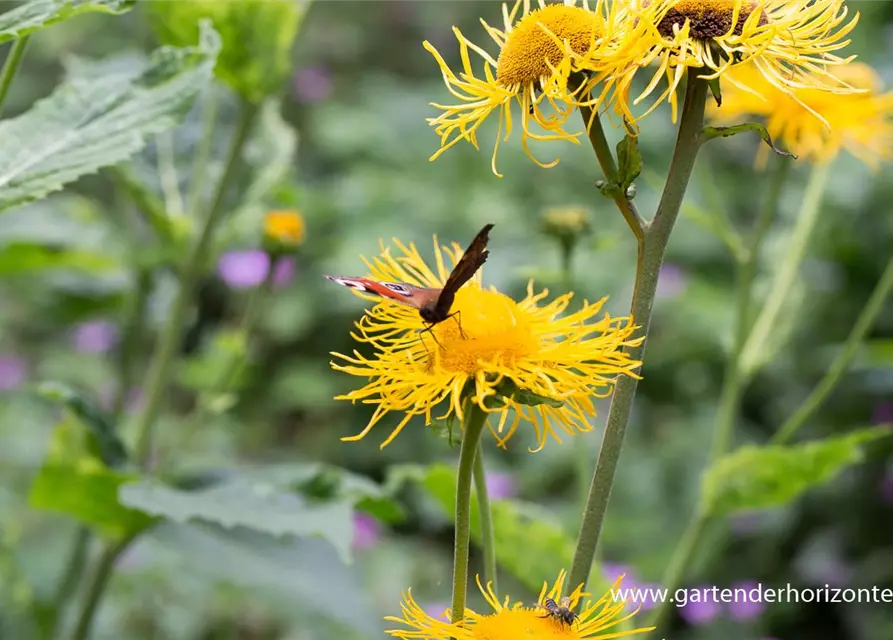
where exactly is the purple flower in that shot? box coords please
[728,581,765,620]
[423,603,450,621]
[272,257,296,288]
[879,472,893,505]
[71,320,118,353]
[218,252,296,290]
[656,263,688,299]
[602,562,635,585]
[351,512,381,550]
[485,471,516,500]
[872,402,893,425]
[0,355,26,390]
[679,587,722,626]
[292,66,333,103]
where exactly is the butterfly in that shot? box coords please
[325,223,494,338]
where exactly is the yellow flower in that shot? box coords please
[617,0,861,123]
[709,61,893,168]
[264,210,305,246]
[386,570,653,640]
[329,234,642,450]
[423,0,647,177]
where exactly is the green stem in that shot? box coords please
[710,158,791,459]
[0,35,30,118]
[68,537,131,640]
[156,132,184,219]
[43,527,91,639]
[188,86,219,214]
[567,75,708,594]
[113,269,152,417]
[132,99,259,469]
[578,103,646,240]
[774,252,893,444]
[450,404,488,626]
[472,442,497,593]
[739,160,831,376]
[109,166,178,245]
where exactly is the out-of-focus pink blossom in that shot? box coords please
[0,355,26,390]
[72,320,118,353]
[351,512,382,550]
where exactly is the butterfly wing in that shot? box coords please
[432,223,494,319]
[324,275,437,310]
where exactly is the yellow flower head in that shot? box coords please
[618,0,861,123]
[264,209,305,247]
[423,0,646,177]
[710,61,893,169]
[386,570,653,640]
[329,234,642,450]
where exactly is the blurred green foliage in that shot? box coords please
[0,1,891,640]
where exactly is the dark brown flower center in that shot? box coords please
[656,1,768,40]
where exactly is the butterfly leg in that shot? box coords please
[447,311,467,339]
[418,323,443,350]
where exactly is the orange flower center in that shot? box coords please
[496,5,603,86]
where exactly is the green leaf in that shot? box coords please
[34,381,127,468]
[702,427,891,516]
[702,123,796,159]
[119,477,356,562]
[28,419,155,538]
[395,463,577,594]
[706,76,722,107]
[0,243,119,275]
[615,134,643,194]
[0,21,220,213]
[146,0,308,104]
[492,378,564,409]
[0,0,133,44]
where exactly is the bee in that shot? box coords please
[538,596,578,627]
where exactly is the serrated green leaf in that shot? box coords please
[406,463,577,593]
[35,381,127,467]
[0,0,133,44]
[702,123,796,159]
[146,0,307,104]
[615,134,642,194]
[702,427,890,516]
[0,243,119,275]
[0,21,220,213]
[119,477,355,562]
[28,420,154,538]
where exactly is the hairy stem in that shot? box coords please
[0,35,30,117]
[450,404,488,626]
[472,442,497,593]
[775,252,893,444]
[132,99,259,468]
[568,75,708,593]
[187,86,219,214]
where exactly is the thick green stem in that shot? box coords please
[68,537,130,640]
[0,35,30,117]
[450,404,488,626]
[567,75,708,593]
[132,100,259,468]
[739,160,831,376]
[774,252,893,444]
[472,443,497,593]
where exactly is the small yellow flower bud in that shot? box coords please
[264,210,305,248]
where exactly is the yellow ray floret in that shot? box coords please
[329,234,643,450]
[386,569,654,640]
[710,61,893,169]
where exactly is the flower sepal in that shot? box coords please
[702,123,796,159]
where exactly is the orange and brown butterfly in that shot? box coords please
[324,223,494,333]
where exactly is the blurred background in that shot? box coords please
[0,1,892,639]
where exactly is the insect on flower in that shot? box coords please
[539,596,579,627]
[325,223,494,340]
